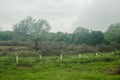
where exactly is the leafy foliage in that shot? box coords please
[0,17,120,53]
[105,23,120,44]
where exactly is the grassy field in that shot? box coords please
[0,53,120,80]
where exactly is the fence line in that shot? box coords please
[0,53,114,63]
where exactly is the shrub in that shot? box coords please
[3,57,15,65]
[96,44,114,52]
[16,60,34,67]
[114,51,120,57]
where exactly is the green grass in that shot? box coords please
[0,53,120,80]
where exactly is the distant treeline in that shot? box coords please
[0,16,120,54]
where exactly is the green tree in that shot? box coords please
[14,16,51,50]
[0,31,13,40]
[90,31,104,45]
[72,27,90,45]
[105,23,120,44]
[14,16,50,35]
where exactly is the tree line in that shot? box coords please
[0,16,120,55]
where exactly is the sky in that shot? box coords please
[0,0,120,32]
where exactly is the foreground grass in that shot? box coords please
[0,53,120,80]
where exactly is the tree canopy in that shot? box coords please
[0,17,120,52]
[105,23,120,44]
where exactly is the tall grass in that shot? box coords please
[0,52,120,80]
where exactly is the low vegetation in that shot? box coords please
[0,51,120,80]
[0,17,120,79]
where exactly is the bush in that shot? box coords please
[114,51,120,57]
[96,44,114,52]
[18,50,38,57]
[3,57,15,65]
[16,60,34,67]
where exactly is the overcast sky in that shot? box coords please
[0,0,120,32]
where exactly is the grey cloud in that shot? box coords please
[74,0,120,31]
[0,0,87,32]
[0,0,120,32]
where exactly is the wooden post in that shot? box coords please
[96,53,98,56]
[79,54,81,59]
[39,55,42,59]
[60,54,62,60]
[16,55,18,63]
[111,52,113,55]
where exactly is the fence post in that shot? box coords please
[79,54,81,59]
[60,54,62,60]
[96,53,98,56]
[39,55,42,59]
[16,55,19,63]
[111,52,113,55]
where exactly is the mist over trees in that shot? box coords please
[0,17,120,55]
